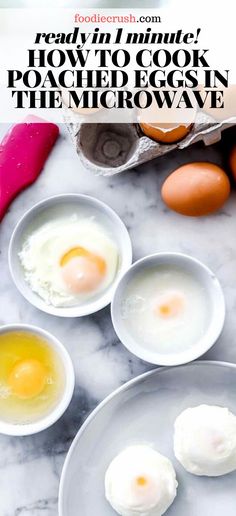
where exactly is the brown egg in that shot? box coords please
[140,122,193,144]
[229,145,236,180]
[161,162,230,216]
[138,88,196,144]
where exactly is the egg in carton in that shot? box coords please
[63,107,236,176]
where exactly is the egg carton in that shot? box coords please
[64,111,236,176]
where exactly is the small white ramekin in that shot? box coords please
[8,194,132,317]
[0,324,75,436]
[111,252,225,366]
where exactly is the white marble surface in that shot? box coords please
[0,122,236,515]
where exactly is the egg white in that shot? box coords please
[19,215,119,307]
[105,445,178,516]
[121,266,209,354]
[174,405,236,476]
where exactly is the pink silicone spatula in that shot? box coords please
[0,115,59,221]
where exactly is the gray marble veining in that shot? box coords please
[0,122,236,515]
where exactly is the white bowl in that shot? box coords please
[111,253,225,366]
[8,194,132,317]
[0,324,75,436]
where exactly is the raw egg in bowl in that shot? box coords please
[0,324,74,436]
[8,194,132,317]
[111,253,225,366]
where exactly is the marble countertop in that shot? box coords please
[1,122,236,515]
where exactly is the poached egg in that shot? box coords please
[19,215,119,307]
[174,404,236,476]
[105,445,178,516]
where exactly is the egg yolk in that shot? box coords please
[60,246,106,294]
[8,359,46,400]
[136,476,148,486]
[155,293,185,319]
